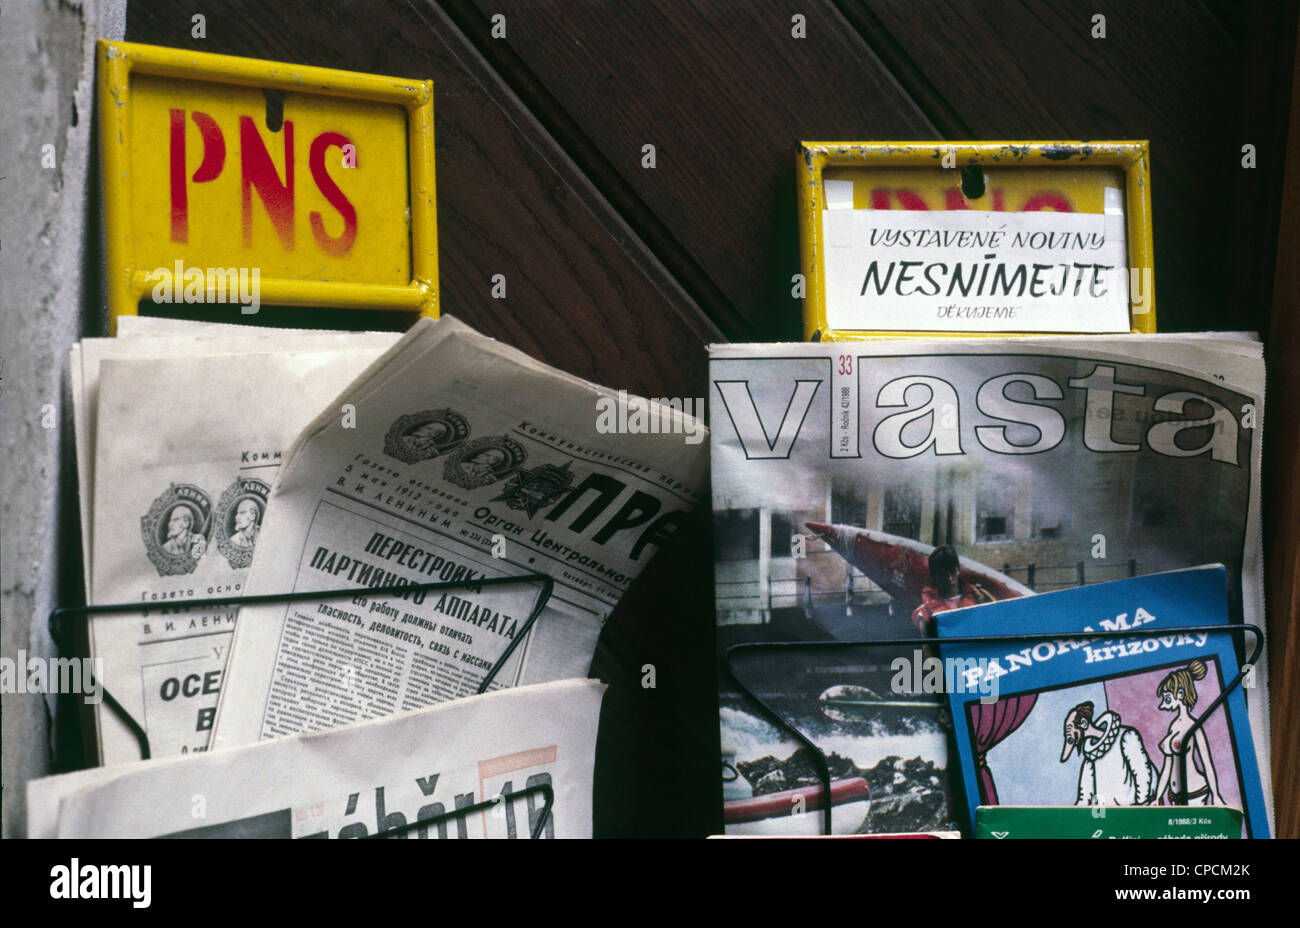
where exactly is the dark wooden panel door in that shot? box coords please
[443,0,939,341]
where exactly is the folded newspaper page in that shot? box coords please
[78,336,397,765]
[28,678,603,838]
[211,315,707,749]
[709,335,1269,835]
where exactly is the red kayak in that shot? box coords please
[723,777,870,836]
[804,522,1033,604]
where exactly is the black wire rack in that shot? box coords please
[725,622,1262,837]
[48,572,556,839]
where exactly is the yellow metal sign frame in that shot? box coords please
[796,140,1156,341]
[98,40,438,332]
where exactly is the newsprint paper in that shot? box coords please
[73,329,400,765]
[28,679,603,838]
[709,335,1270,835]
[212,315,707,749]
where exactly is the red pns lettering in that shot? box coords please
[166,109,358,255]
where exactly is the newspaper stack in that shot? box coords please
[68,314,707,773]
[40,311,708,837]
[709,333,1272,836]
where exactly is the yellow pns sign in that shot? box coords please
[98,40,437,331]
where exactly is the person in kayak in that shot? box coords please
[910,544,997,636]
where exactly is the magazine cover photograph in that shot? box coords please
[711,338,1266,836]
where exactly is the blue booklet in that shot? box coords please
[935,566,1270,837]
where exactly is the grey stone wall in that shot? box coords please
[0,0,125,839]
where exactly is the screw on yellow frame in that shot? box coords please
[98,40,438,334]
[796,141,1156,341]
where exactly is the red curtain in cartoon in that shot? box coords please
[969,694,1038,804]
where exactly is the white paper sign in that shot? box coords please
[821,206,1131,333]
